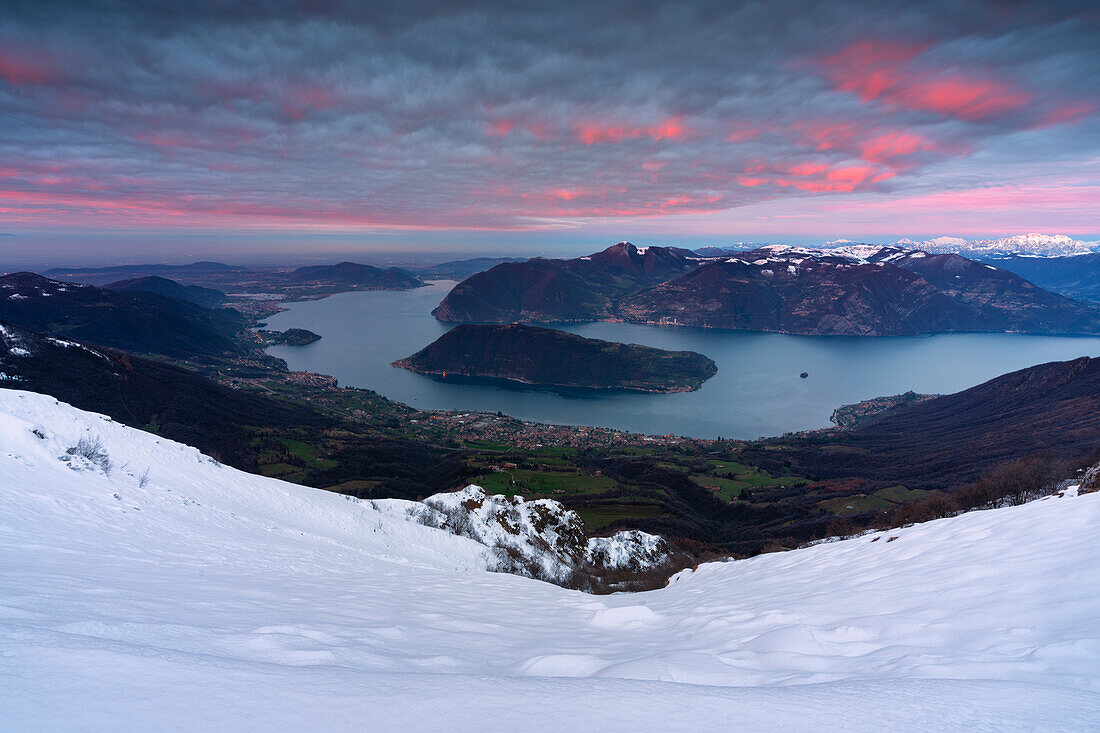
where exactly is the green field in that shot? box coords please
[818,494,894,516]
[471,469,617,497]
[323,479,383,494]
[279,438,337,469]
[574,503,667,530]
[691,459,807,502]
[258,462,299,478]
[873,485,934,503]
[691,475,747,501]
[463,439,510,451]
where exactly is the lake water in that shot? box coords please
[264,281,1100,439]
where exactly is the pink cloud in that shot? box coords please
[819,40,1033,122]
[574,115,687,145]
[0,48,58,86]
[486,119,516,138]
[833,183,1100,212]
[858,131,937,164]
[726,125,761,143]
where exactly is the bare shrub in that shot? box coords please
[66,435,112,476]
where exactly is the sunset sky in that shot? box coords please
[1,0,1098,264]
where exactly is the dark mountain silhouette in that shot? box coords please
[750,356,1100,489]
[416,257,528,280]
[0,273,243,358]
[105,275,228,309]
[0,322,319,468]
[981,253,1100,304]
[288,262,421,289]
[45,261,242,286]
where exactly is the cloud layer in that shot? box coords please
[0,0,1097,243]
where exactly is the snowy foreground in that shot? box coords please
[2,390,1099,731]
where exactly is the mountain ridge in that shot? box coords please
[434,242,1100,336]
[0,272,244,358]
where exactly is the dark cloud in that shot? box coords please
[0,0,1096,240]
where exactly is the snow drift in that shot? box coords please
[2,389,1099,731]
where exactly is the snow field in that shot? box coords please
[2,389,1098,731]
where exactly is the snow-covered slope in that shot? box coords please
[3,389,1100,731]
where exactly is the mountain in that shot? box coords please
[760,356,1100,490]
[393,323,717,393]
[436,242,1100,336]
[414,256,528,280]
[3,388,1098,729]
[105,275,228,308]
[0,272,244,358]
[620,246,979,335]
[288,262,422,289]
[895,233,1099,258]
[977,252,1100,303]
[45,260,243,286]
[432,242,702,322]
[867,247,1100,334]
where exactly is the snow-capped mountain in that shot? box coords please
[891,233,1100,258]
[4,389,1100,730]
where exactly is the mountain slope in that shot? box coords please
[432,242,700,322]
[766,356,1100,489]
[105,274,228,308]
[0,322,324,468]
[0,272,244,358]
[2,389,1098,730]
[983,252,1100,303]
[620,250,976,335]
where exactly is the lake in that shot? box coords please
[264,281,1100,439]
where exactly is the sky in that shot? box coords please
[1,0,1098,264]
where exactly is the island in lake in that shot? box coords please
[256,328,322,346]
[392,323,717,393]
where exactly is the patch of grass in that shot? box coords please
[463,439,510,451]
[258,462,299,478]
[471,469,617,497]
[691,475,747,501]
[873,485,934,503]
[706,460,756,474]
[528,446,578,458]
[278,438,337,469]
[691,460,808,502]
[323,479,383,494]
[574,504,667,530]
[819,445,871,455]
[610,446,658,456]
[818,494,893,516]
